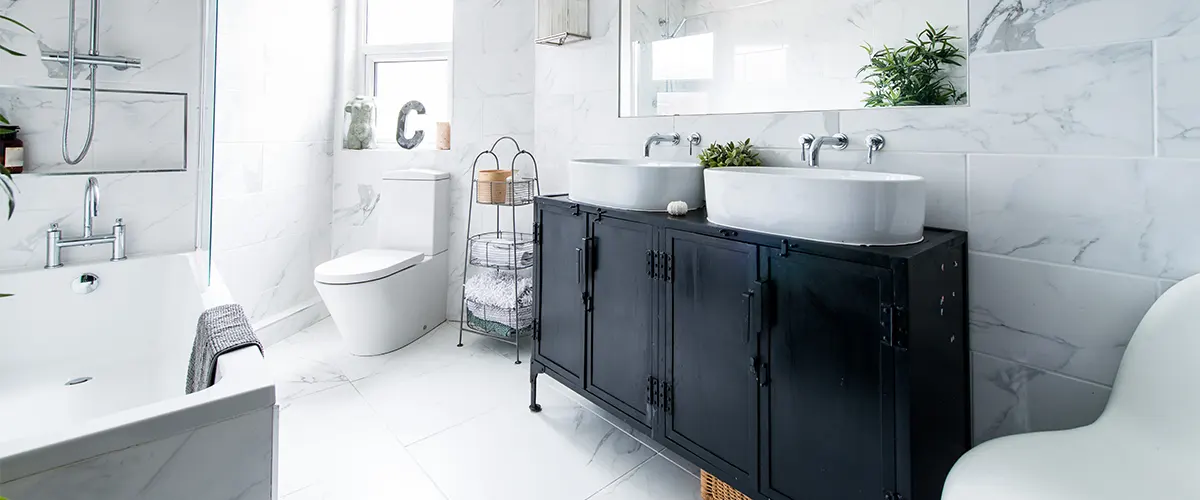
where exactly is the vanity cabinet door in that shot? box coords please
[760,250,894,500]
[586,216,656,429]
[533,203,587,385]
[661,230,759,492]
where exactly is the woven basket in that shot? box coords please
[700,470,752,500]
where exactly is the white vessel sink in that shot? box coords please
[705,167,926,246]
[569,159,704,212]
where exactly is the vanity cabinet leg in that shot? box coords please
[529,369,543,413]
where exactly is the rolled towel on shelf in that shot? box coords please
[186,304,263,394]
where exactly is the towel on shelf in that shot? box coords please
[186,304,263,394]
[464,271,534,330]
[470,236,534,268]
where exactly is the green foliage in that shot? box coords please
[857,23,966,108]
[697,139,763,168]
[0,14,29,221]
[2,165,14,219]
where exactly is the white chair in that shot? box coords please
[943,274,1200,500]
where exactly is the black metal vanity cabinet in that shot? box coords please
[530,195,969,500]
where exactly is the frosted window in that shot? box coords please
[373,60,450,148]
[367,0,452,45]
[651,33,714,81]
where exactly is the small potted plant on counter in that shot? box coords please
[698,138,763,168]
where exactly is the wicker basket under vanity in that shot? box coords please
[700,470,752,500]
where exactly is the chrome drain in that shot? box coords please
[65,376,93,386]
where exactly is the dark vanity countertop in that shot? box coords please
[537,194,967,268]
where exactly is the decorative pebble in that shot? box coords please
[667,201,689,216]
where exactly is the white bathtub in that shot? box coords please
[0,253,276,488]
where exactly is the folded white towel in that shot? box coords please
[464,271,533,330]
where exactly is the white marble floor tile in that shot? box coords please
[270,318,701,500]
[407,387,658,500]
[586,455,702,500]
[280,320,499,382]
[353,341,528,445]
[276,384,442,498]
[265,336,350,403]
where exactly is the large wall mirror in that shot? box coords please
[619,0,970,117]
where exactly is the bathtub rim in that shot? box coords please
[0,253,276,484]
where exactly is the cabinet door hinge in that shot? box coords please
[532,319,541,341]
[532,222,541,244]
[663,381,674,415]
[659,253,674,282]
[582,292,594,312]
[647,250,658,279]
[646,375,658,408]
[883,490,904,500]
[570,204,581,216]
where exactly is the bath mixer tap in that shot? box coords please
[806,134,848,167]
[46,177,126,268]
[84,176,99,237]
[644,133,680,157]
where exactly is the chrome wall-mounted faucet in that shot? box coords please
[644,132,680,157]
[805,134,848,167]
[46,177,126,268]
[865,134,886,164]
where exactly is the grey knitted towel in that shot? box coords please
[186,304,263,394]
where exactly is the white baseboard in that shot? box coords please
[254,298,330,346]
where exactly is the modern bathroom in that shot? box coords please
[0,0,1197,498]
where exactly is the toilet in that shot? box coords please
[314,169,450,356]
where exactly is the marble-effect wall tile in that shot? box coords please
[842,42,1154,156]
[969,253,1158,386]
[969,156,1200,280]
[972,352,1111,445]
[0,88,188,174]
[210,0,338,326]
[1156,35,1200,159]
[969,0,1200,55]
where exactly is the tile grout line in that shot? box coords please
[541,380,699,480]
[580,453,659,500]
[346,381,454,500]
[971,350,1116,390]
[968,250,1171,283]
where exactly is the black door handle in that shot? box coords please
[576,246,584,285]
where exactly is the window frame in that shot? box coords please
[357,0,453,146]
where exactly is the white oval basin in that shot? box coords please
[705,167,927,246]
[569,159,704,212]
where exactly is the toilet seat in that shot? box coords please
[315,249,424,285]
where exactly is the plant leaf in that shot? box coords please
[0,43,27,57]
[0,15,34,33]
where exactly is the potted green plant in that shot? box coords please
[697,139,763,168]
[857,23,966,107]
[1,13,33,220]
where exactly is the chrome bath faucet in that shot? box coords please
[83,176,99,237]
[46,176,126,268]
